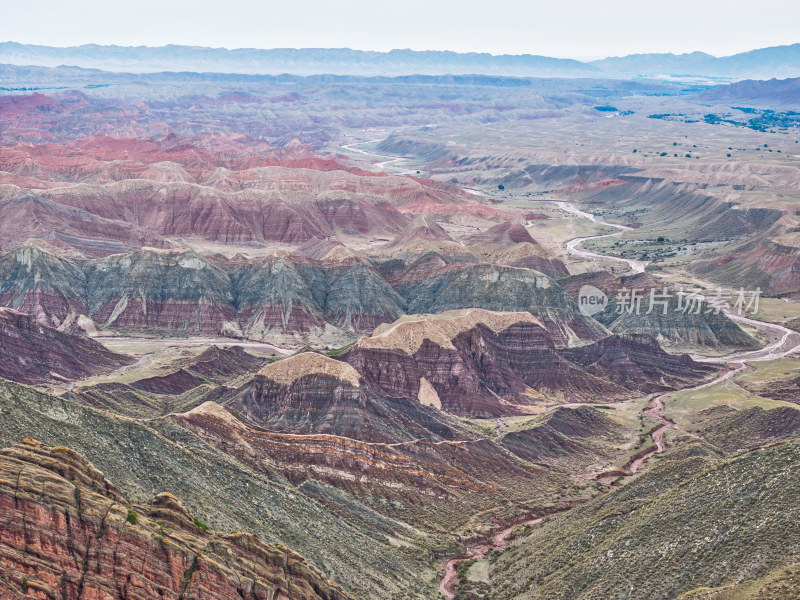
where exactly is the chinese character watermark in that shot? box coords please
[593,286,761,317]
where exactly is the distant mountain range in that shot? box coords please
[698,76,800,106]
[1,42,800,80]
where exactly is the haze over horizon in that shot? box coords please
[1,0,798,61]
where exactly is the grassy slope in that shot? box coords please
[487,438,800,600]
[0,379,445,600]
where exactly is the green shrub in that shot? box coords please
[126,509,138,525]
[194,517,209,531]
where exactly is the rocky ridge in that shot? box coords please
[0,307,132,384]
[342,309,719,416]
[0,438,350,600]
[0,243,588,346]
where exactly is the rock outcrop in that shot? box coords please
[0,242,87,328]
[561,333,720,392]
[84,249,236,334]
[342,309,719,416]
[0,244,583,345]
[0,308,132,385]
[404,265,607,347]
[225,352,464,442]
[562,271,760,351]
[0,439,350,600]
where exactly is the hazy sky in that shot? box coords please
[1,0,798,60]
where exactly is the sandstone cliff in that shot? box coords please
[0,439,350,600]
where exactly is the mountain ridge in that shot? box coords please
[2,41,800,79]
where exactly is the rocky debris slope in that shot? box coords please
[0,307,132,385]
[677,563,800,600]
[579,177,782,244]
[0,438,350,600]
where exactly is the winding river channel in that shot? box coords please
[338,141,800,598]
[439,202,800,599]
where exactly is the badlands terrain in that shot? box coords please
[0,46,800,600]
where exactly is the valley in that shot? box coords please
[1,42,800,600]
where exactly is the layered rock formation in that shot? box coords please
[69,345,266,415]
[465,221,570,276]
[0,439,350,600]
[404,265,606,346]
[0,243,583,345]
[66,382,170,418]
[188,345,266,382]
[225,352,464,442]
[0,133,483,256]
[386,214,457,248]
[692,237,800,298]
[343,309,716,416]
[130,368,206,395]
[562,271,760,351]
[561,333,720,392]
[0,379,446,600]
[172,401,565,514]
[499,406,625,471]
[0,308,132,385]
[0,242,87,328]
[84,249,236,334]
